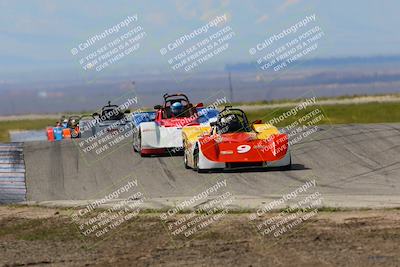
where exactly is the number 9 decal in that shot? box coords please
[237,144,251,154]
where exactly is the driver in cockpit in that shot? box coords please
[170,102,184,117]
[219,114,243,133]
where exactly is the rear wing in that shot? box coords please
[132,112,156,127]
[163,93,189,102]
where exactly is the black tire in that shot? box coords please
[71,129,79,138]
[193,145,199,170]
[133,127,139,152]
[183,140,190,169]
[193,145,206,173]
[133,137,138,152]
[197,167,207,173]
[184,150,190,169]
[280,155,292,171]
[138,131,148,157]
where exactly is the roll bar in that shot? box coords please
[163,93,189,102]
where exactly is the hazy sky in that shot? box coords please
[1,0,399,77]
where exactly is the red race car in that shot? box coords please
[182,106,292,172]
[132,93,218,156]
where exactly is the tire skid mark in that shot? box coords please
[156,157,177,188]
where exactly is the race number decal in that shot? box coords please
[237,144,251,154]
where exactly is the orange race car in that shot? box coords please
[182,106,292,172]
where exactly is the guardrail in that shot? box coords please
[0,143,26,204]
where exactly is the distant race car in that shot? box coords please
[66,115,81,138]
[182,106,292,172]
[79,101,131,138]
[132,93,219,156]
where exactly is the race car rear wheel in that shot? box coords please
[280,155,292,170]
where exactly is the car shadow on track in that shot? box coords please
[203,164,309,173]
[132,148,184,158]
[144,151,184,157]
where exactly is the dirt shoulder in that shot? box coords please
[0,206,399,267]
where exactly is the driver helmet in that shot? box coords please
[171,102,183,116]
[225,114,238,124]
[220,117,227,125]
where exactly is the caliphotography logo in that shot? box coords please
[248,178,323,239]
[71,14,146,73]
[159,178,234,242]
[72,89,143,165]
[69,174,148,247]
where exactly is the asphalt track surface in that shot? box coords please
[24,124,400,209]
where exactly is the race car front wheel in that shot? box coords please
[133,130,138,152]
[133,127,142,152]
[184,151,190,169]
[138,131,148,157]
[193,144,206,173]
